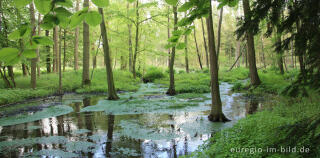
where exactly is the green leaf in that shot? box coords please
[84,11,102,26]
[176,42,186,49]
[54,7,72,17]
[165,0,178,6]
[0,48,20,65]
[69,8,88,29]
[178,2,193,12]
[34,0,51,14]
[13,0,32,8]
[22,49,37,59]
[55,0,73,8]
[32,36,54,45]
[92,0,109,7]
[41,14,58,30]
[57,15,70,29]
[8,30,21,40]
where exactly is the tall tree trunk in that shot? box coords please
[53,26,59,75]
[167,6,171,68]
[127,3,133,72]
[206,1,229,122]
[36,13,41,77]
[194,28,203,70]
[22,64,28,76]
[236,41,241,68]
[276,32,284,74]
[45,30,51,73]
[63,29,66,72]
[132,0,139,78]
[261,36,266,69]
[201,18,209,68]
[291,40,294,68]
[184,34,189,73]
[29,2,37,89]
[74,0,80,71]
[58,28,62,95]
[99,8,119,100]
[167,6,177,96]
[295,21,306,76]
[216,7,223,62]
[82,0,91,85]
[242,0,261,86]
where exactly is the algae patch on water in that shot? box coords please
[0,105,73,127]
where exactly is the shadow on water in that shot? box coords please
[0,83,264,158]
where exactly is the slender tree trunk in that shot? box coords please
[53,26,59,75]
[63,29,66,72]
[236,41,241,68]
[74,0,80,71]
[167,6,171,68]
[201,18,209,68]
[58,28,62,95]
[167,6,177,96]
[29,2,37,89]
[36,13,41,77]
[295,21,306,76]
[22,64,28,76]
[45,30,51,73]
[242,0,261,86]
[291,40,294,69]
[127,3,133,72]
[0,66,12,88]
[82,0,91,85]
[206,1,229,122]
[276,32,284,74]
[184,34,189,73]
[261,36,266,69]
[216,7,223,62]
[132,0,139,78]
[194,28,203,70]
[99,8,119,100]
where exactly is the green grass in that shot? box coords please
[0,69,140,105]
[155,67,249,94]
[188,93,320,158]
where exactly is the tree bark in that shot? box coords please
[82,0,91,85]
[63,29,67,72]
[167,6,177,96]
[261,36,266,69]
[216,7,223,62]
[99,8,119,100]
[74,0,80,71]
[184,18,189,73]
[206,1,229,122]
[242,0,261,86]
[29,2,37,89]
[53,26,59,75]
[127,2,133,72]
[45,30,51,73]
[22,64,28,76]
[167,6,171,68]
[132,0,139,78]
[276,32,284,74]
[236,41,241,68]
[58,28,62,95]
[194,28,203,70]
[201,18,209,68]
[36,13,41,77]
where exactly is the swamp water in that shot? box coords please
[0,83,262,158]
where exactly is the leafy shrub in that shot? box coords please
[143,67,165,83]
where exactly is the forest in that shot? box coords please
[0,0,319,157]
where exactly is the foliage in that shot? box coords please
[189,93,320,158]
[0,70,140,105]
[143,67,165,83]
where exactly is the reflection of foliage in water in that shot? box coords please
[25,150,78,158]
[119,120,179,140]
[110,147,140,157]
[0,105,73,127]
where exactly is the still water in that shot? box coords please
[0,83,262,158]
